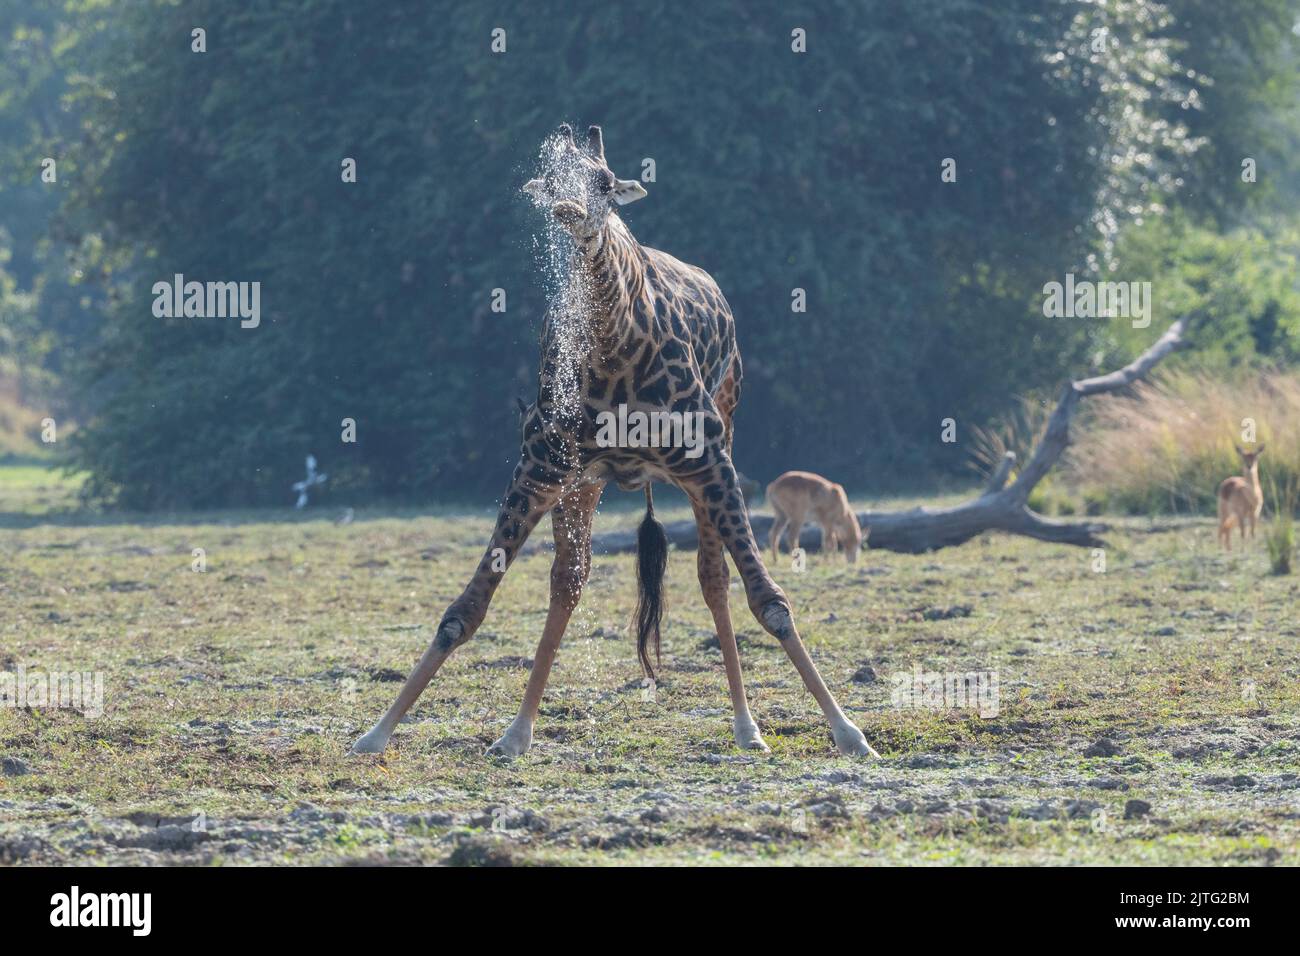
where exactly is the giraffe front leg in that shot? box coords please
[686,463,877,758]
[486,482,603,758]
[351,462,563,755]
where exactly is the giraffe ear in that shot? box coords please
[522,178,545,197]
[611,178,647,206]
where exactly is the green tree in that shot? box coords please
[6,0,1297,507]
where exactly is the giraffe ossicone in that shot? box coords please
[352,124,877,760]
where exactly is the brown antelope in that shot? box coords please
[767,471,865,563]
[1217,444,1265,550]
[351,126,876,759]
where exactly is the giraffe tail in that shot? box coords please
[635,484,668,680]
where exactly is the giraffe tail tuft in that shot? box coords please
[635,485,668,680]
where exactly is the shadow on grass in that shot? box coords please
[0,462,1029,533]
[0,464,674,530]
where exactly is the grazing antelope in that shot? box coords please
[767,471,864,563]
[352,125,876,759]
[1217,444,1265,550]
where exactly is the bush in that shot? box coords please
[34,0,1293,508]
[1266,478,1297,574]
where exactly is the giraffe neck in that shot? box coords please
[572,215,647,354]
[537,216,649,430]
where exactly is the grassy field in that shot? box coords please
[1,467,1297,866]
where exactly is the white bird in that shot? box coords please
[291,455,327,509]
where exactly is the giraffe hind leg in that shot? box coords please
[686,462,877,757]
[692,499,768,751]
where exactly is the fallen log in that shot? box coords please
[587,494,1106,556]
[587,317,1191,555]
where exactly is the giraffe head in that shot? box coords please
[523,124,646,243]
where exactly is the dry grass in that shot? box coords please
[968,395,1081,516]
[967,395,1053,480]
[1066,369,1300,515]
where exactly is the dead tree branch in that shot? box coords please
[588,317,1192,555]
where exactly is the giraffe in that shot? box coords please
[352,124,876,759]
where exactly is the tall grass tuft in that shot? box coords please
[1066,369,1300,515]
[1265,477,1297,575]
[968,395,1053,480]
[969,395,1086,514]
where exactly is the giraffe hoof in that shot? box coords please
[733,718,770,752]
[350,727,389,755]
[832,722,879,758]
[485,719,533,759]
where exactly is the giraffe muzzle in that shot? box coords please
[552,199,587,226]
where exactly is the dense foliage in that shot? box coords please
[3,0,1299,507]
[0,2,113,417]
